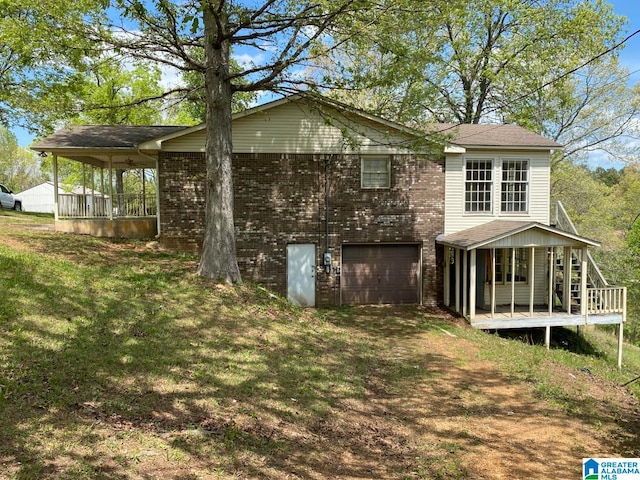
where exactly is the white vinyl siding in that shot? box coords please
[361,156,390,189]
[161,102,416,155]
[484,248,548,306]
[444,151,550,235]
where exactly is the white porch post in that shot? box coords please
[108,156,114,220]
[444,246,450,307]
[548,248,555,316]
[564,247,572,314]
[510,248,516,317]
[618,322,624,369]
[155,157,161,236]
[545,326,551,350]
[100,168,105,216]
[90,165,95,216]
[455,248,461,314]
[469,249,476,320]
[529,247,535,317]
[141,168,146,216]
[491,248,496,318]
[618,287,626,369]
[580,247,588,317]
[462,249,468,317]
[52,154,59,221]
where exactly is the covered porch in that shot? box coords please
[437,220,626,366]
[31,125,185,239]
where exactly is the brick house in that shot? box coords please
[32,94,627,362]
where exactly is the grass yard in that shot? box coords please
[1,211,639,479]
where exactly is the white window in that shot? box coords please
[493,248,527,284]
[501,160,528,213]
[464,159,493,213]
[361,156,390,189]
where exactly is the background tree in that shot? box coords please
[0,126,47,191]
[0,0,107,136]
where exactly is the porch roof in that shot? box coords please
[436,220,600,250]
[31,125,187,169]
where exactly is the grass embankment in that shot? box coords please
[0,213,639,479]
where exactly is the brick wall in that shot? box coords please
[158,151,445,306]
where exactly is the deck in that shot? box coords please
[470,305,624,329]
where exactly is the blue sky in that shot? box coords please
[12,0,640,169]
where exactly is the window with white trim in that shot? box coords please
[361,156,390,189]
[464,159,493,213]
[501,160,528,213]
[491,248,528,284]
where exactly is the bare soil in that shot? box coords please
[1,220,639,479]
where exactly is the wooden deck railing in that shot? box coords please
[586,286,627,316]
[58,193,156,218]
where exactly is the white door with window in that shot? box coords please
[287,244,316,307]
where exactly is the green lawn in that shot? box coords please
[1,217,638,479]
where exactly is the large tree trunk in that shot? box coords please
[197,2,242,284]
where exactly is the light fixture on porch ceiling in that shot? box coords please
[38,151,48,158]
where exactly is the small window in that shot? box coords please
[361,156,390,189]
[506,248,528,283]
[464,159,493,213]
[491,248,527,284]
[501,160,528,213]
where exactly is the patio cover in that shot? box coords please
[436,220,600,250]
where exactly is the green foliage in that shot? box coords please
[0,126,47,191]
[322,0,638,168]
[0,0,108,135]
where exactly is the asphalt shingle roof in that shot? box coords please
[430,123,562,149]
[31,125,186,150]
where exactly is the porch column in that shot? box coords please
[563,247,572,314]
[90,165,95,216]
[155,156,161,236]
[108,156,114,221]
[618,287,626,369]
[618,322,624,369]
[510,248,516,317]
[141,168,146,216]
[462,249,468,317]
[455,248,461,314]
[444,246,451,307]
[545,326,551,350]
[100,168,105,216]
[529,247,535,317]
[82,163,86,217]
[580,247,588,317]
[548,248,555,316]
[53,154,59,221]
[491,248,496,317]
[469,249,476,320]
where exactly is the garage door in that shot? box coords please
[341,244,421,305]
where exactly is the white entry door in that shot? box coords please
[287,244,316,307]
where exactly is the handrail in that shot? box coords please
[553,200,609,288]
[58,193,156,218]
[586,287,626,317]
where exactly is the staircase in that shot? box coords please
[552,201,625,316]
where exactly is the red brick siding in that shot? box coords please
[158,152,444,306]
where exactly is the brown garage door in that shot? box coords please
[341,244,421,305]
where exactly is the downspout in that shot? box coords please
[137,148,161,237]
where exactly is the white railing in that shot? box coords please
[58,193,156,218]
[586,287,627,316]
